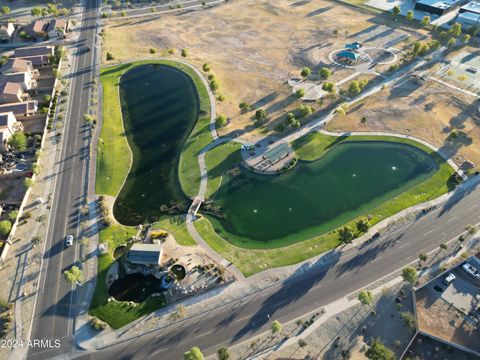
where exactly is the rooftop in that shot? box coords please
[461,1,480,14]
[14,46,54,58]
[0,112,15,128]
[0,59,32,74]
[0,81,22,96]
[416,0,460,9]
[127,243,163,266]
[47,19,67,33]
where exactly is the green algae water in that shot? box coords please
[113,64,199,225]
[208,141,438,248]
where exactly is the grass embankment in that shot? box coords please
[195,132,456,276]
[153,216,197,246]
[204,142,241,200]
[96,60,212,198]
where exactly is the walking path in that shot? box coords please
[430,76,479,98]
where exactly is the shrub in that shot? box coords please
[239,102,252,113]
[149,48,156,54]
[106,52,114,61]
[181,49,188,57]
[202,63,210,72]
[216,94,225,102]
[254,109,268,123]
[215,115,228,128]
[0,220,12,236]
[300,67,311,78]
[319,67,332,79]
[295,88,305,98]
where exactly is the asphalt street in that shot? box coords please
[68,181,480,360]
[27,0,98,359]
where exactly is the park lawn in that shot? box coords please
[153,216,197,246]
[96,60,211,198]
[90,295,166,330]
[196,132,457,276]
[204,142,241,200]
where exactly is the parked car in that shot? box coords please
[65,235,73,247]
[462,262,478,278]
[443,273,456,285]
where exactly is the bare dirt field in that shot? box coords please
[0,175,27,205]
[102,0,428,140]
[327,79,480,169]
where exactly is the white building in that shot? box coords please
[0,112,19,151]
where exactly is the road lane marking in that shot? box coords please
[423,229,434,236]
[447,216,457,223]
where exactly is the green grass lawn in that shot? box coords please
[153,216,197,246]
[96,60,211,198]
[195,132,457,276]
[204,142,241,200]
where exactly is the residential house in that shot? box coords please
[47,19,68,39]
[0,58,36,77]
[0,23,15,42]
[414,0,462,16]
[127,243,163,266]
[0,101,38,116]
[0,112,20,151]
[1,73,36,91]
[14,46,54,66]
[0,81,26,104]
[24,20,48,40]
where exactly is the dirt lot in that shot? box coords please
[102,0,428,140]
[327,79,480,169]
[0,174,27,205]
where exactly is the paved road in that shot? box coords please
[69,181,480,359]
[27,0,98,359]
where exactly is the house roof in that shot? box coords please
[0,112,15,128]
[416,0,460,9]
[0,23,15,36]
[461,1,480,14]
[1,73,28,85]
[47,19,67,33]
[14,45,54,58]
[0,81,22,96]
[25,20,47,36]
[1,58,32,74]
[127,243,163,265]
[0,101,37,115]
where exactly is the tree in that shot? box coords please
[440,243,448,251]
[202,63,210,72]
[298,339,307,348]
[31,7,43,17]
[322,82,335,93]
[333,29,339,36]
[448,22,462,38]
[63,266,83,285]
[23,178,34,189]
[0,220,12,237]
[339,226,354,243]
[255,109,268,123]
[184,347,203,360]
[348,81,361,95]
[462,34,471,43]
[319,67,332,79]
[401,266,418,285]
[120,11,126,17]
[295,88,305,98]
[392,5,400,17]
[300,67,311,78]
[358,290,374,306]
[1,6,10,15]
[365,339,395,360]
[357,218,370,232]
[215,115,228,128]
[8,132,27,150]
[106,52,114,61]
[418,253,427,263]
[7,210,18,222]
[447,37,456,48]
[421,15,430,26]
[210,80,219,92]
[181,49,188,57]
[84,114,95,124]
[217,347,230,360]
[360,116,367,126]
[46,3,59,16]
[271,320,282,334]
[239,102,252,113]
[406,10,414,21]
[296,105,312,118]
[149,48,156,54]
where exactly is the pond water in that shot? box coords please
[108,272,162,303]
[113,64,199,225]
[208,141,439,248]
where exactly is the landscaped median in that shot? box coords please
[194,132,458,277]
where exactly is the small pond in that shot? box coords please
[208,141,439,248]
[170,264,186,280]
[113,64,200,225]
[108,272,163,303]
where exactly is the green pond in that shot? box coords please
[113,64,199,225]
[208,141,439,248]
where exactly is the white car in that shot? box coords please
[443,273,456,285]
[462,262,477,277]
[65,235,74,247]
